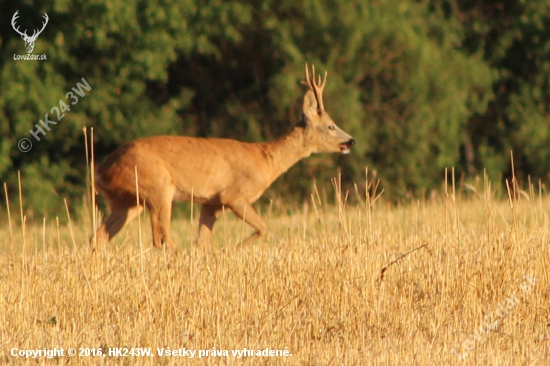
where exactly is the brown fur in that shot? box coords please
[93,64,355,249]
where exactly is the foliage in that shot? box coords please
[0,0,548,214]
[436,0,550,184]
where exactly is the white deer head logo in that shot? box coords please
[11,11,49,54]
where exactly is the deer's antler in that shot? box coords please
[303,63,327,114]
[32,13,49,39]
[11,11,28,38]
[11,11,48,40]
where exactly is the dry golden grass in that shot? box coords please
[0,180,549,365]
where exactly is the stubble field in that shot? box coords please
[0,177,548,365]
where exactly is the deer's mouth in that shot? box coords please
[339,139,355,154]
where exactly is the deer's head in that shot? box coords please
[12,11,49,54]
[301,64,355,155]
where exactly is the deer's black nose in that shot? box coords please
[348,138,355,147]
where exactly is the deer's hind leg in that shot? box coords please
[93,202,144,249]
[146,185,176,250]
[196,204,224,247]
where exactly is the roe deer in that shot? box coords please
[93,64,355,249]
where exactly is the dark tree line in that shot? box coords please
[1,0,550,215]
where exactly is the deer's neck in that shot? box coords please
[263,126,311,183]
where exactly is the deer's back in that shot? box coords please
[96,136,272,205]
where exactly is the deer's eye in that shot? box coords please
[328,125,335,130]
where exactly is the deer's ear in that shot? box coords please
[302,90,319,121]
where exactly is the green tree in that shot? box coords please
[1,0,253,215]
[433,0,550,185]
[261,0,493,197]
[1,0,498,218]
